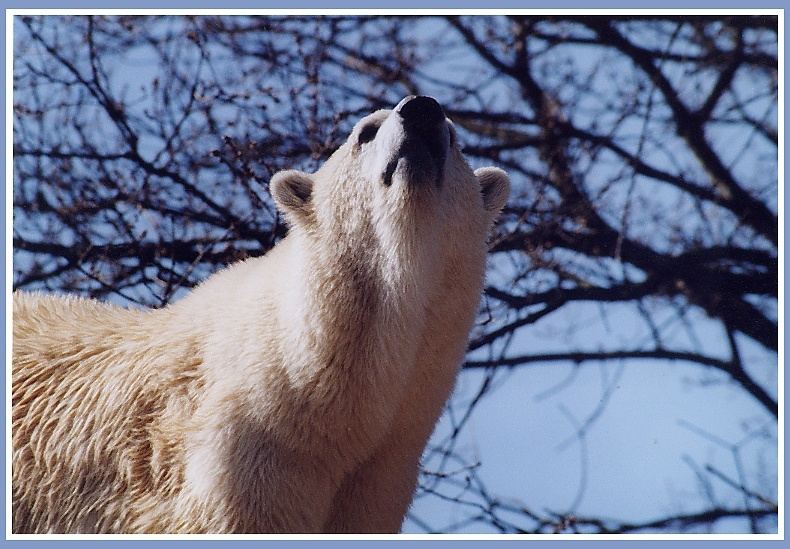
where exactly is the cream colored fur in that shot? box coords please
[12,101,509,534]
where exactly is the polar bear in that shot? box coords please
[12,95,509,534]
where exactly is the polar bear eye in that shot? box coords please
[357,123,380,145]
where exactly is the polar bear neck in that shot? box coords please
[271,225,436,443]
[288,226,432,370]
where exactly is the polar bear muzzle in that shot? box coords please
[383,95,450,188]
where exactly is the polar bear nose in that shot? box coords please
[395,95,446,127]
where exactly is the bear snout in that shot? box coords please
[390,96,449,187]
[395,95,445,128]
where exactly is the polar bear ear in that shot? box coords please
[270,170,314,224]
[475,167,510,219]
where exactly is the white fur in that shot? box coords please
[12,101,509,533]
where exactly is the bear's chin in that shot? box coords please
[382,150,445,189]
[383,156,444,189]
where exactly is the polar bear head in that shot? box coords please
[269,96,509,291]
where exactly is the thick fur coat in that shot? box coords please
[12,96,509,533]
